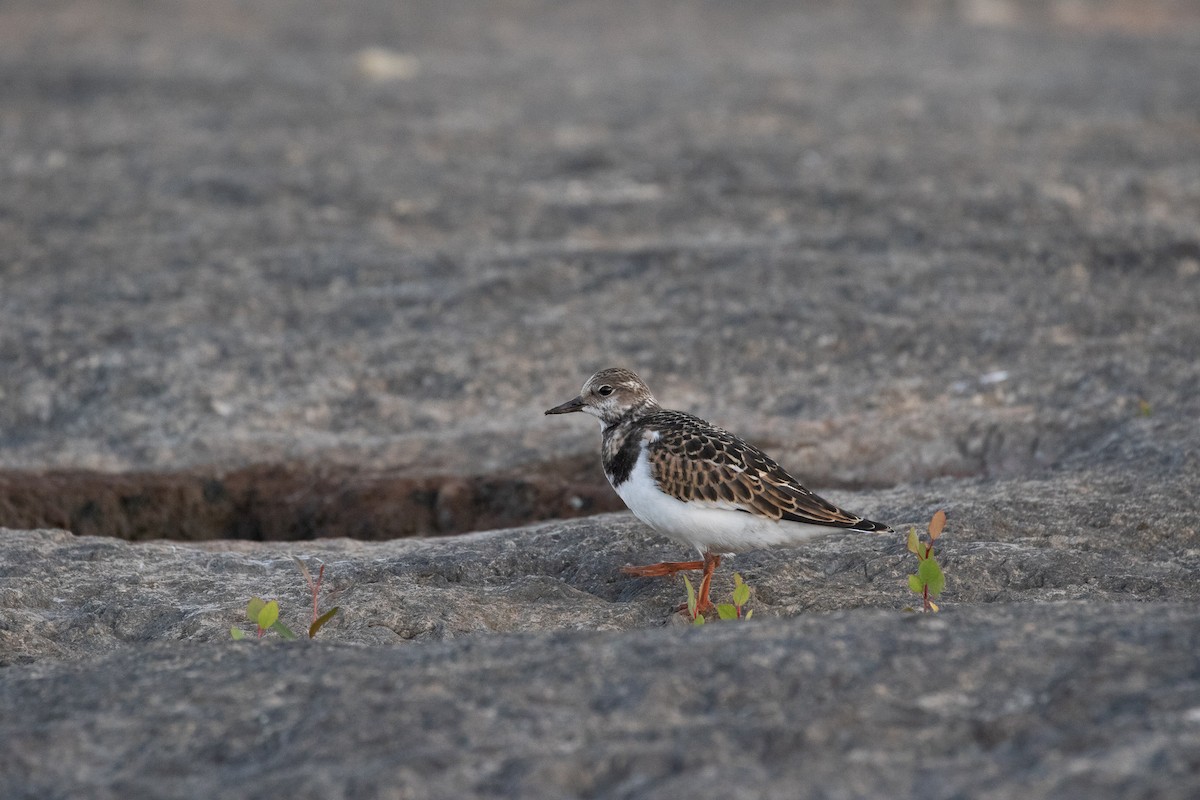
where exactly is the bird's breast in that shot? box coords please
[602,426,652,487]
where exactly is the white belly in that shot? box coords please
[611,448,837,555]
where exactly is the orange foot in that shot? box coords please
[625,552,722,617]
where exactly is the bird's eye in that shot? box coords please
[597,385,614,397]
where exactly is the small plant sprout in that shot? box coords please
[230,558,340,640]
[907,510,947,612]
[683,574,705,625]
[716,573,753,620]
[231,597,297,640]
[293,557,341,638]
[683,572,754,624]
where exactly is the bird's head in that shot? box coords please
[545,367,658,426]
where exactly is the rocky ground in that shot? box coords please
[2,0,1199,797]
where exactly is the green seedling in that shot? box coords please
[231,597,297,640]
[683,574,705,625]
[231,558,341,640]
[683,572,754,624]
[293,557,341,638]
[716,573,753,620]
[907,510,946,612]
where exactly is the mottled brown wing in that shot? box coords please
[645,411,876,529]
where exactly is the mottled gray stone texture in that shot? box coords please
[2,0,1197,484]
[2,0,1199,797]
[4,604,1200,800]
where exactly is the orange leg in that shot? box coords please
[694,552,721,614]
[622,559,705,577]
[624,552,722,617]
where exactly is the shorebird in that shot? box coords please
[546,367,892,614]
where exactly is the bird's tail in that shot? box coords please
[851,518,894,534]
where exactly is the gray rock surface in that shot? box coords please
[2,0,1199,797]
[4,603,1200,800]
[1,467,1198,667]
[3,462,1200,796]
[1,0,1198,486]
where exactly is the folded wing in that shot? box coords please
[646,412,890,532]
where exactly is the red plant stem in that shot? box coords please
[923,542,935,610]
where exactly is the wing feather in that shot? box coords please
[645,410,887,531]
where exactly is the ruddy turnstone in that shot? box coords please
[545,367,892,614]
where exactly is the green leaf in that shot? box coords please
[692,612,705,626]
[257,600,280,629]
[246,597,267,623]
[270,620,298,640]
[906,529,920,555]
[309,606,340,638]
[732,581,751,608]
[716,604,738,620]
[744,609,752,620]
[683,574,698,618]
[908,574,924,593]
[230,626,246,640]
[928,567,945,598]
[918,558,945,597]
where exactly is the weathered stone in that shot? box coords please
[1,0,1198,488]
[2,0,1199,797]
[1,464,1197,666]
[2,467,1199,797]
[2,602,1199,800]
